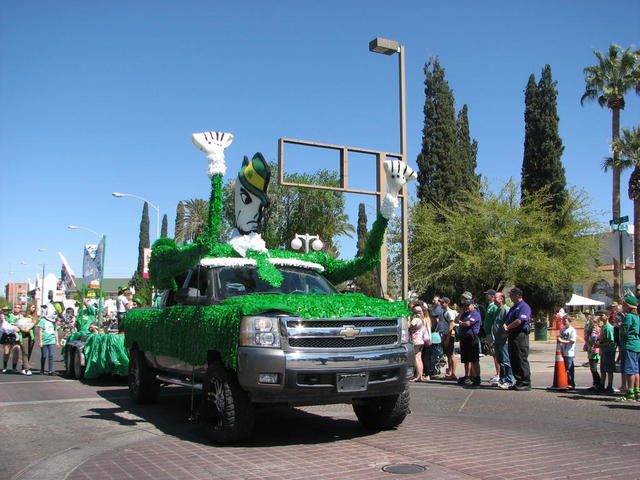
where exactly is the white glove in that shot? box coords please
[381,160,417,219]
[192,131,234,177]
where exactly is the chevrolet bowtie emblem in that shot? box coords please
[339,326,360,338]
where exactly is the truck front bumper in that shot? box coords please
[237,345,414,405]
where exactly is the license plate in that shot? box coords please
[336,373,369,392]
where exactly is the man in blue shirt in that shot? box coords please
[458,295,482,387]
[503,287,532,390]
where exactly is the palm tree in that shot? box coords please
[175,198,209,243]
[606,127,640,286]
[581,44,640,297]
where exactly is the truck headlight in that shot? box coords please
[400,317,409,344]
[240,316,281,347]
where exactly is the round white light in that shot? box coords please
[291,237,303,250]
[311,239,323,251]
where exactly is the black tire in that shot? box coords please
[65,347,76,378]
[353,387,410,430]
[199,362,254,444]
[73,348,85,380]
[128,348,160,404]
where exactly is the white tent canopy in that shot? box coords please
[565,294,605,307]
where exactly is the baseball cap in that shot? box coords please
[484,289,497,295]
[460,291,474,304]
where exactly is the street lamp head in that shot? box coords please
[291,237,303,251]
[67,225,79,230]
[112,192,124,197]
[369,37,399,55]
[37,248,47,252]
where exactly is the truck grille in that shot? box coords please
[289,335,398,348]
[284,317,401,350]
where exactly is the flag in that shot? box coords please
[82,236,105,282]
[58,252,76,290]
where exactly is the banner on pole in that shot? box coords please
[58,252,76,290]
[143,247,151,279]
[82,236,105,282]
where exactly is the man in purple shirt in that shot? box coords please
[457,294,482,387]
[503,287,532,390]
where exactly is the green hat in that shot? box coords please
[238,152,270,205]
[118,285,128,292]
[133,297,142,304]
[624,295,638,308]
[2,305,10,311]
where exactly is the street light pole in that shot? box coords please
[369,37,409,300]
[112,192,160,241]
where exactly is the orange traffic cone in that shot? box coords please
[548,349,569,391]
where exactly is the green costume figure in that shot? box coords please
[149,131,416,291]
[76,299,97,333]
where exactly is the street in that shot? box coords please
[2,339,639,480]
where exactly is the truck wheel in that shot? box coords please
[73,348,85,380]
[128,348,160,404]
[353,387,410,430]
[65,347,76,378]
[200,362,254,444]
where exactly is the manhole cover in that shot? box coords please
[382,464,428,474]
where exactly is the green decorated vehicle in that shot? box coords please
[123,132,417,443]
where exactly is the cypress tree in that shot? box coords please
[416,58,460,205]
[137,202,150,276]
[456,104,480,194]
[521,65,567,214]
[174,201,185,245]
[353,203,378,297]
[161,214,168,238]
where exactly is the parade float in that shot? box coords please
[96,131,417,443]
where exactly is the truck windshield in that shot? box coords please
[215,266,337,299]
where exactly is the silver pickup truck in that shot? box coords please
[124,260,414,443]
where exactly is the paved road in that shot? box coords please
[2,339,639,480]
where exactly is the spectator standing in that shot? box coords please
[610,301,626,393]
[408,304,427,382]
[24,303,39,362]
[598,312,616,393]
[586,318,602,391]
[557,317,577,389]
[457,294,482,387]
[427,310,443,378]
[116,286,131,331]
[503,287,532,390]
[1,305,20,372]
[430,296,443,323]
[438,297,458,380]
[483,289,500,385]
[37,303,59,375]
[13,305,36,375]
[4,305,25,373]
[617,295,640,402]
[492,292,515,389]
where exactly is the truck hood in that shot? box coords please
[222,293,410,319]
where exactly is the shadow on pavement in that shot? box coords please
[88,387,374,447]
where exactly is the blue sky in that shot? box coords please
[1,1,639,290]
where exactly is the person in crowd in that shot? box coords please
[598,311,616,393]
[13,304,36,375]
[132,297,143,309]
[116,286,131,332]
[456,294,481,387]
[430,296,443,324]
[427,306,443,379]
[408,303,427,382]
[438,297,457,380]
[557,316,577,389]
[617,295,640,402]
[76,298,98,333]
[610,301,626,393]
[1,305,20,372]
[503,287,532,390]
[492,292,515,389]
[37,303,59,375]
[483,289,500,385]
[24,303,39,362]
[58,307,77,342]
[586,317,602,391]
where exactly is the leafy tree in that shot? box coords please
[175,199,209,244]
[174,201,185,245]
[352,203,379,297]
[416,58,459,205]
[581,43,640,296]
[160,214,168,238]
[607,126,640,285]
[522,65,567,216]
[408,180,601,315]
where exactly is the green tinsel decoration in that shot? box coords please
[124,293,409,370]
